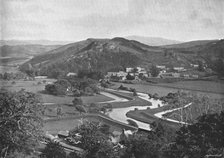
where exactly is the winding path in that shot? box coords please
[100,89,191,130]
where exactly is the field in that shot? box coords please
[157,80,224,95]
[3,77,224,135]
[111,81,224,99]
[1,79,119,134]
[1,79,112,104]
[0,65,19,73]
[110,80,224,127]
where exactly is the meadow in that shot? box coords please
[111,81,224,99]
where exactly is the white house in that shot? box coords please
[173,67,185,72]
[67,72,77,77]
[107,72,118,77]
[156,65,166,69]
[126,68,133,73]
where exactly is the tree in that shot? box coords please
[69,121,116,158]
[198,61,205,72]
[45,83,67,96]
[175,111,224,158]
[67,151,82,158]
[54,79,71,89]
[75,105,87,115]
[123,132,161,158]
[126,73,135,80]
[150,65,160,77]
[132,89,138,96]
[56,107,63,117]
[127,119,138,128]
[72,97,83,106]
[0,89,43,158]
[41,141,66,158]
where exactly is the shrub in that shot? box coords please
[85,87,94,96]
[72,97,83,106]
[131,88,138,96]
[73,89,81,97]
[126,73,135,80]
[41,141,66,158]
[118,84,129,91]
[45,83,67,95]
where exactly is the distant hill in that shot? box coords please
[0,44,61,66]
[20,37,224,77]
[125,36,182,46]
[0,40,72,46]
[0,45,61,58]
[163,40,219,49]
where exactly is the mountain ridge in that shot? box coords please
[125,35,182,46]
[20,37,224,76]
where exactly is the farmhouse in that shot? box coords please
[173,67,186,72]
[67,72,77,77]
[160,72,180,78]
[156,65,166,70]
[126,67,133,73]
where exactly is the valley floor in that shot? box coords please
[111,80,224,99]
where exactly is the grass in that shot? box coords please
[1,79,112,105]
[157,80,224,94]
[43,115,132,135]
[111,81,224,99]
[2,79,130,134]
[126,104,180,129]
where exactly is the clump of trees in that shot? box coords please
[67,78,100,96]
[45,77,100,96]
[41,141,66,158]
[118,84,129,91]
[77,70,104,80]
[150,65,160,77]
[126,73,135,80]
[0,89,44,158]
[0,72,28,80]
[69,121,117,158]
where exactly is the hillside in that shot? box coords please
[20,38,224,77]
[125,36,181,46]
[163,40,219,49]
[0,44,61,66]
[0,45,61,58]
[0,40,72,46]
[21,38,165,74]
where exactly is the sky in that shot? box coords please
[1,0,224,42]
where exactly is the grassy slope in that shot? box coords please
[111,81,224,99]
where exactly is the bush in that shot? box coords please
[72,97,83,106]
[118,84,129,91]
[152,93,159,99]
[41,141,66,158]
[150,65,160,77]
[126,73,135,80]
[85,87,94,96]
[67,152,82,158]
[73,89,81,97]
[45,83,67,95]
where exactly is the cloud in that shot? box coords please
[1,0,223,41]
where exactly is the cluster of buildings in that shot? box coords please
[106,67,150,81]
[107,64,200,81]
[156,65,199,79]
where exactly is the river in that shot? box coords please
[100,90,164,131]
